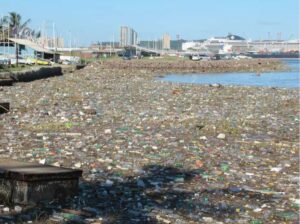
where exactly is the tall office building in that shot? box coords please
[120,26,138,47]
[162,33,171,50]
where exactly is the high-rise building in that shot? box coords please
[162,33,171,50]
[120,26,138,47]
[120,27,128,47]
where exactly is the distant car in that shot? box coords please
[191,55,200,61]
[233,55,252,60]
[191,54,210,61]
[215,54,232,60]
[122,53,132,60]
[60,56,81,64]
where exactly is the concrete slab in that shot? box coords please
[0,159,82,181]
[0,159,82,204]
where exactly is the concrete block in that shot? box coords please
[0,79,13,86]
[10,67,63,82]
[0,159,82,204]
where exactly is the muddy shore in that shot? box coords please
[0,59,299,223]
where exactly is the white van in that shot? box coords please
[191,54,210,61]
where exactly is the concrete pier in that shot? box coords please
[0,66,63,84]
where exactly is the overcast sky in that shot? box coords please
[1,0,299,46]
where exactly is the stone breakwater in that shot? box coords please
[99,58,286,73]
[0,62,299,223]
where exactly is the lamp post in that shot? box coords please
[176,34,180,52]
[15,39,19,66]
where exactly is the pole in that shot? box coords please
[69,31,71,49]
[113,33,115,51]
[52,22,55,62]
[15,42,18,66]
[110,40,112,57]
[1,15,4,55]
[52,22,56,49]
[69,31,72,56]
[7,24,9,56]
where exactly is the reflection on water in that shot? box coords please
[159,59,300,88]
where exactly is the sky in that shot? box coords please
[1,0,299,46]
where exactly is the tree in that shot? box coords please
[8,12,31,38]
[0,16,9,37]
[0,16,8,28]
[0,12,41,40]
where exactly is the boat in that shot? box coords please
[34,59,51,65]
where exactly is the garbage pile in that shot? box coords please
[99,58,286,73]
[0,61,298,223]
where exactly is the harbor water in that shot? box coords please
[159,59,300,88]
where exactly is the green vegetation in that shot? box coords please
[0,64,41,73]
[0,12,40,38]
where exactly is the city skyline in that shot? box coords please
[1,0,299,46]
